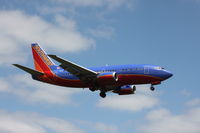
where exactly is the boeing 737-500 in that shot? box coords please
[13,43,173,98]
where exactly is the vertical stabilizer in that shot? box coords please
[31,43,55,72]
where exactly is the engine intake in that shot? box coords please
[97,72,118,85]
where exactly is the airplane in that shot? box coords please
[13,43,173,98]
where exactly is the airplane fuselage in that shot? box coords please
[33,64,172,88]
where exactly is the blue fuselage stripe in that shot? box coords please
[50,64,167,80]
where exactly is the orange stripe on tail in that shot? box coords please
[31,43,55,73]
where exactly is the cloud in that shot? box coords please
[97,87,159,112]
[0,110,84,133]
[139,107,200,133]
[0,10,94,65]
[0,74,81,104]
[88,26,115,39]
[0,78,11,92]
[0,35,27,65]
[76,120,118,133]
[180,89,191,96]
[186,98,200,107]
[94,122,118,133]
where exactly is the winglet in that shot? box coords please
[13,64,44,76]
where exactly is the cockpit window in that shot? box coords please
[154,67,165,70]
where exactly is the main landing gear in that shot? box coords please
[100,91,106,98]
[89,87,95,92]
[150,85,155,91]
[133,85,136,94]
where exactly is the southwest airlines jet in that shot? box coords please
[13,43,173,98]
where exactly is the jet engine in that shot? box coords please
[113,85,136,95]
[97,72,118,85]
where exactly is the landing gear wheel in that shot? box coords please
[89,88,95,92]
[133,86,136,94]
[150,86,155,91]
[100,92,106,98]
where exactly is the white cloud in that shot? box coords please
[97,90,159,112]
[94,122,118,133]
[76,120,118,133]
[145,108,171,121]
[0,35,27,65]
[186,98,200,107]
[0,110,84,133]
[88,26,115,39]
[0,10,94,65]
[180,89,191,96]
[0,74,81,104]
[139,107,200,133]
[0,78,11,92]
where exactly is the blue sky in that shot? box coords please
[0,0,200,133]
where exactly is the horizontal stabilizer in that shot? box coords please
[13,64,44,76]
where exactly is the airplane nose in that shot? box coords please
[165,71,173,79]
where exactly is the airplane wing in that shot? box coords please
[13,64,44,76]
[48,55,97,81]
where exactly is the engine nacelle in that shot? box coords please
[113,85,135,95]
[97,72,118,85]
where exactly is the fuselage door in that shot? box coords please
[144,66,149,74]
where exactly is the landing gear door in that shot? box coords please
[144,66,149,74]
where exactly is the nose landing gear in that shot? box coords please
[150,85,155,91]
[100,91,106,98]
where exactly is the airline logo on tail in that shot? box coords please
[32,45,54,66]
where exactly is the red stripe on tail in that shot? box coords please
[31,43,55,73]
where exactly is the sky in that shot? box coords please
[0,0,200,133]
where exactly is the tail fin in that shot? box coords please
[31,43,55,73]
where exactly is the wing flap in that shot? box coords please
[13,64,44,76]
